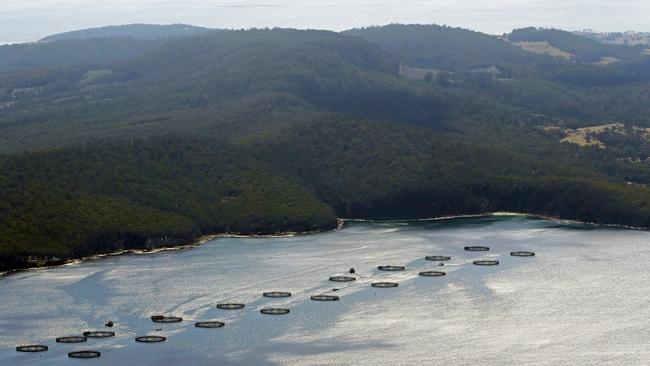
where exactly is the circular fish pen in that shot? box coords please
[263,291,291,298]
[473,260,499,266]
[16,345,48,353]
[217,303,245,310]
[82,331,115,338]
[419,270,446,277]
[56,336,87,343]
[68,351,101,359]
[310,295,340,301]
[151,316,182,323]
[260,308,290,315]
[371,282,399,288]
[329,276,356,282]
[377,265,405,271]
[464,246,490,252]
[135,335,167,343]
[195,321,225,328]
[425,255,451,261]
[511,251,535,257]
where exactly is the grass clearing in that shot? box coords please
[560,123,623,147]
[513,41,573,59]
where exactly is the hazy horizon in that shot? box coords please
[2,0,650,44]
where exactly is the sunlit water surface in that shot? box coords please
[1,216,650,365]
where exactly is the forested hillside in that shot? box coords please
[0,29,525,152]
[2,24,650,272]
[508,27,643,63]
[344,24,543,71]
[348,25,650,126]
[0,37,162,72]
[40,24,211,41]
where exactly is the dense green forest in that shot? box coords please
[344,24,551,71]
[2,24,650,272]
[0,38,163,72]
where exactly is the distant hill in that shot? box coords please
[0,37,160,72]
[0,29,480,152]
[40,24,212,41]
[2,25,650,152]
[343,24,544,71]
[575,30,650,47]
[508,27,643,63]
[0,24,215,72]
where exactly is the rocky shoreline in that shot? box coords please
[2,213,646,277]
[0,220,344,276]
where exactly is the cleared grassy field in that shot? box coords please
[560,123,623,147]
[513,41,573,59]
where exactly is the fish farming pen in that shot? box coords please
[195,321,225,328]
[16,345,48,353]
[378,265,405,271]
[425,255,451,261]
[260,308,290,315]
[263,291,291,298]
[473,260,499,266]
[9,243,544,360]
[329,275,356,282]
[464,246,490,252]
[511,251,535,257]
[135,335,167,343]
[371,282,399,288]
[68,351,101,359]
[311,295,340,301]
[56,336,87,343]
[83,331,115,338]
[151,315,183,323]
[419,270,446,277]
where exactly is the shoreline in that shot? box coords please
[0,219,346,277]
[1,213,645,277]
[344,211,650,231]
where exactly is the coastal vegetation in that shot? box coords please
[2,24,650,271]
